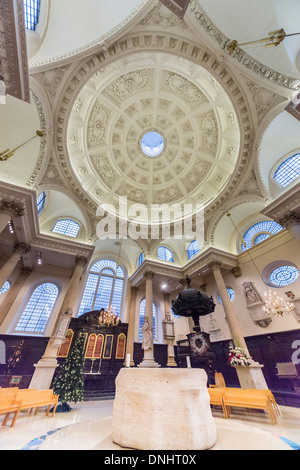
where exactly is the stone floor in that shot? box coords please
[0,400,299,451]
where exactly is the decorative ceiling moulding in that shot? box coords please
[54,31,255,224]
[159,0,191,19]
[25,91,49,190]
[187,1,300,92]
[28,0,154,72]
[0,0,30,102]
[183,248,238,278]
[0,182,40,246]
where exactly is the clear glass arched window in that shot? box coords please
[15,283,59,333]
[138,253,144,267]
[23,0,41,30]
[37,191,46,215]
[218,288,235,304]
[52,219,80,238]
[78,259,125,317]
[139,299,157,342]
[274,153,300,188]
[158,246,174,263]
[241,221,284,252]
[0,281,11,296]
[269,265,299,287]
[187,240,201,260]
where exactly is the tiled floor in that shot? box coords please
[0,401,299,451]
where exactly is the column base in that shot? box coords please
[234,363,268,389]
[29,357,59,390]
[138,358,161,368]
[167,358,177,367]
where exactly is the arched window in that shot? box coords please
[52,219,80,238]
[23,0,41,31]
[274,153,300,188]
[0,281,11,296]
[241,221,284,252]
[269,265,299,287]
[78,259,125,317]
[37,191,46,215]
[187,240,201,260]
[15,283,59,334]
[218,288,235,304]
[138,253,144,267]
[158,246,174,263]
[139,299,157,342]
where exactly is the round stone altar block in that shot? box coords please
[112,368,217,450]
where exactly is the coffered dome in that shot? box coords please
[67,52,240,223]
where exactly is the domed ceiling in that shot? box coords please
[67,52,241,223]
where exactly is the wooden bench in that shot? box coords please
[0,398,22,427]
[15,390,58,417]
[222,388,278,424]
[0,389,19,399]
[207,387,228,418]
[245,389,281,419]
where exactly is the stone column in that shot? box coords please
[125,286,138,367]
[277,212,300,240]
[0,267,32,327]
[210,260,268,390]
[138,271,160,368]
[163,293,177,367]
[0,200,24,234]
[209,261,249,353]
[0,243,31,291]
[29,255,89,390]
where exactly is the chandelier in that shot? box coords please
[263,291,295,317]
[99,306,120,327]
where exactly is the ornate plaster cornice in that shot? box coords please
[28,0,153,71]
[26,91,48,189]
[188,0,300,91]
[0,181,95,262]
[0,0,30,102]
[261,186,300,221]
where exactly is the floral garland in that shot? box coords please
[189,332,210,356]
[228,344,252,367]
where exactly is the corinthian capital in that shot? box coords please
[276,211,300,228]
[207,259,222,271]
[75,255,89,267]
[14,242,31,255]
[144,270,155,281]
[1,199,25,218]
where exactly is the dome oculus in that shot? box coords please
[140,131,165,158]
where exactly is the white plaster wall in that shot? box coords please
[29,0,146,66]
[201,231,300,343]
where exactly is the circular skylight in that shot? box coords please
[141,131,164,157]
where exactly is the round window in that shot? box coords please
[269,265,299,287]
[141,131,165,158]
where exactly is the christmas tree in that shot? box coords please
[53,333,86,412]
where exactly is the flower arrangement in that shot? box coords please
[228,344,252,367]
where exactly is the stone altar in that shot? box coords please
[112,368,217,450]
